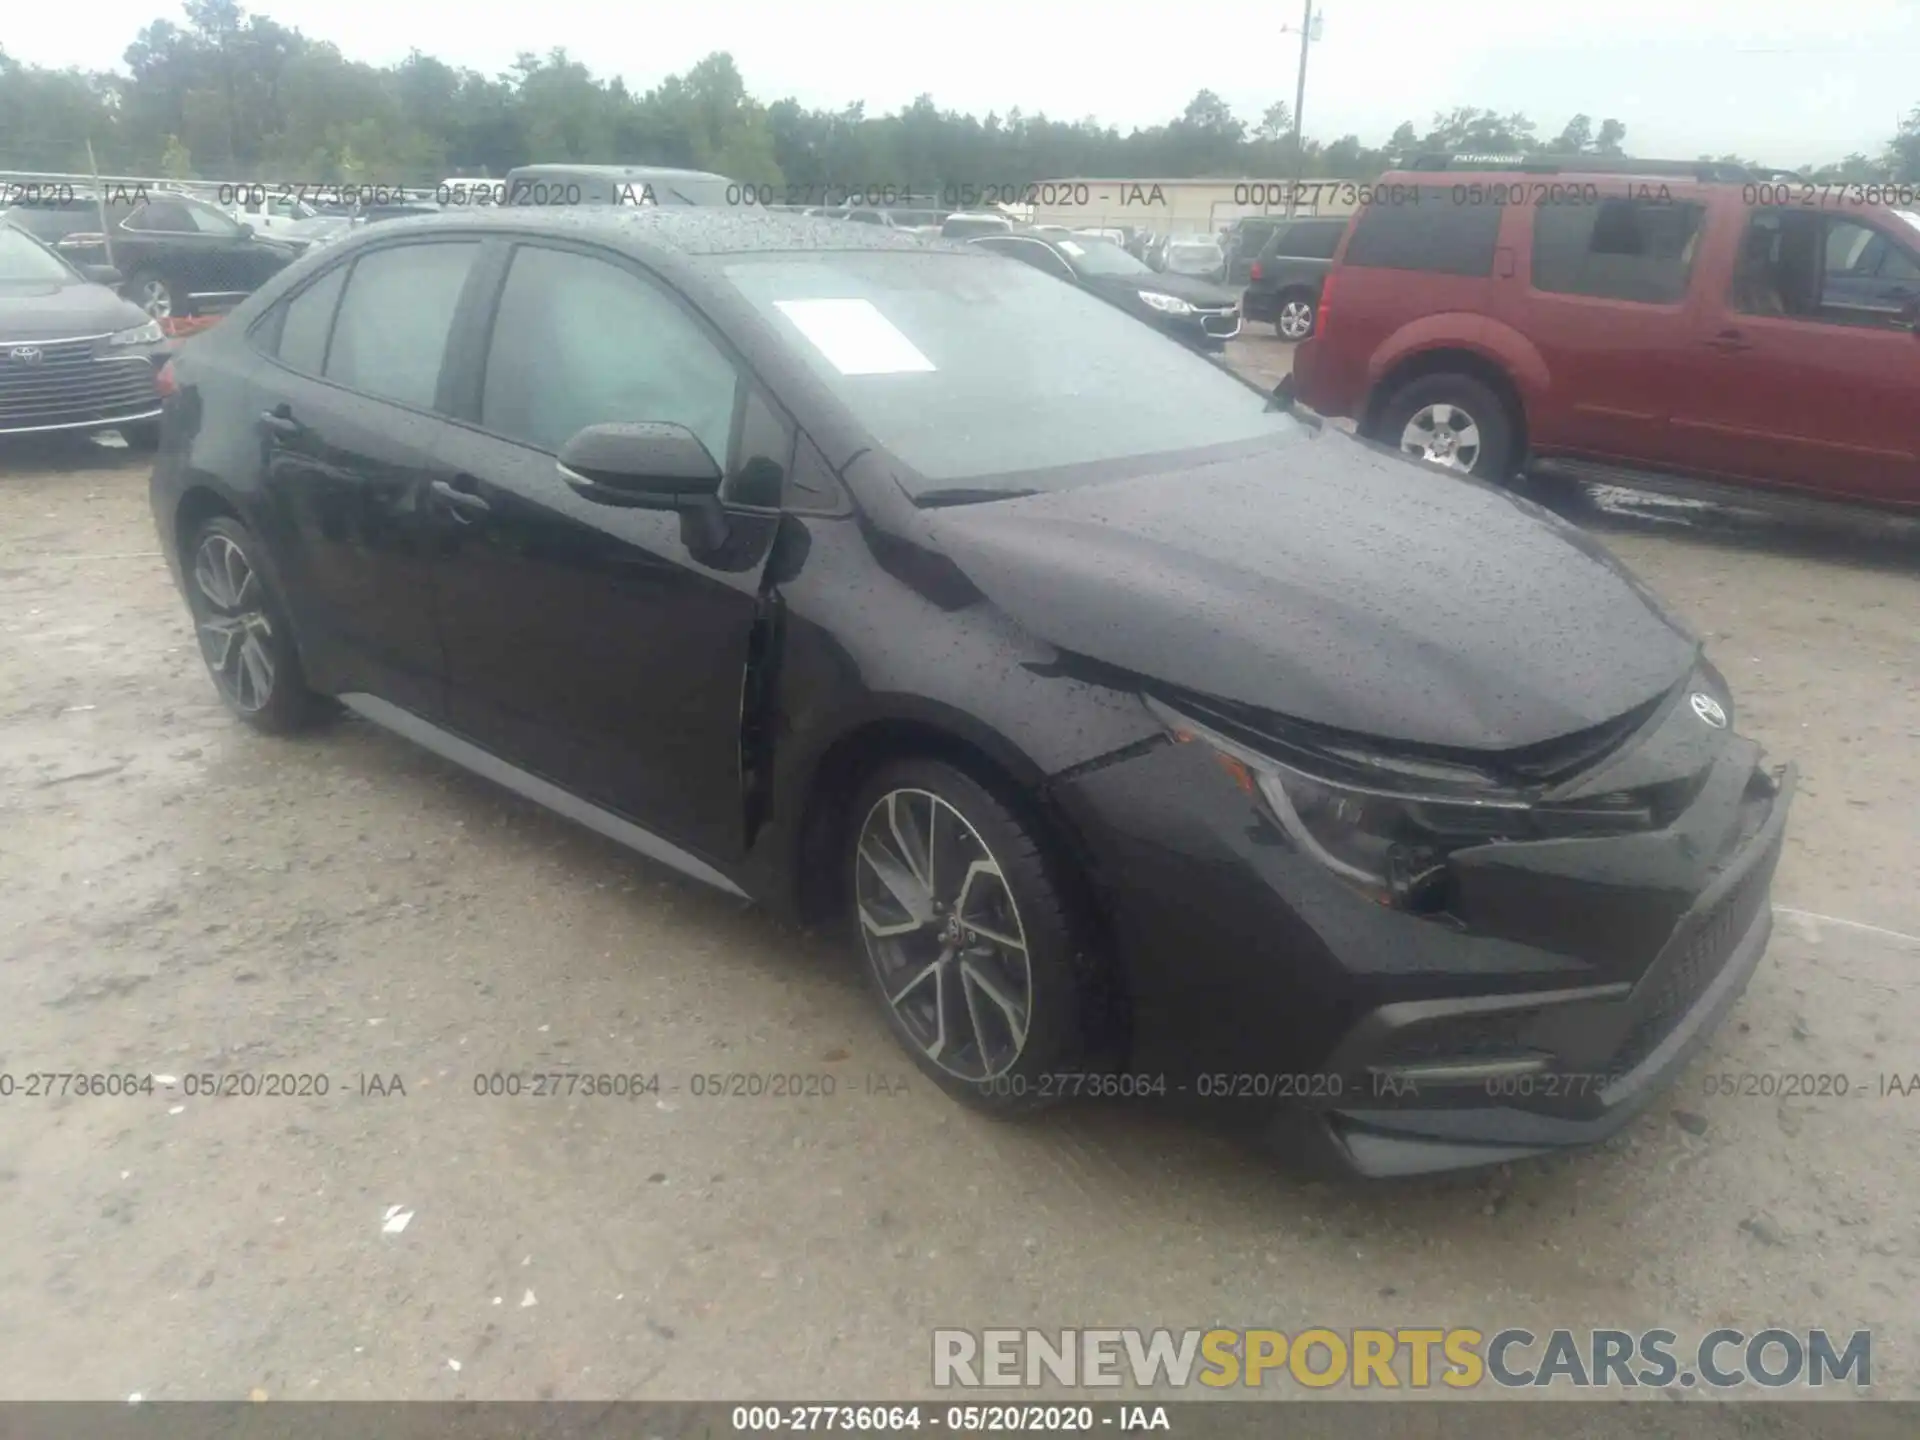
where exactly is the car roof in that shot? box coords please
[318,206,957,261]
[503,163,732,182]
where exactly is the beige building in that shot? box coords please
[1022,177,1362,238]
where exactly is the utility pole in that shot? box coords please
[1287,0,1314,216]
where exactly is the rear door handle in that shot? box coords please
[259,408,301,437]
[430,477,491,518]
[1704,329,1753,352]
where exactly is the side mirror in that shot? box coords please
[558,422,729,548]
[238,222,255,238]
[83,263,123,285]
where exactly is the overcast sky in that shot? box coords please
[8,0,1916,167]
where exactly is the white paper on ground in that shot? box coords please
[773,299,936,376]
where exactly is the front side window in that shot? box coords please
[1734,210,1919,328]
[724,250,1299,493]
[182,200,243,236]
[1530,198,1705,304]
[479,244,741,462]
[324,241,479,408]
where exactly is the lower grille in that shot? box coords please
[1610,831,1781,1074]
[0,338,157,430]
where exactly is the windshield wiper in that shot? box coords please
[914,486,1043,508]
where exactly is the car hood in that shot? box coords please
[925,431,1700,751]
[0,278,151,339]
[1097,269,1237,307]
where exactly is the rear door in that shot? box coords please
[249,237,484,714]
[428,240,787,864]
[1507,191,1712,463]
[1671,205,1920,506]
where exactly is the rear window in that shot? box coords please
[1342,188,1501,276]
[1530,198,1706,304]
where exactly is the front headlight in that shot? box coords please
[1146,696,1534,912]
[109,319,165,347]
[1136,290,1194,316]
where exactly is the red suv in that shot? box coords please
[1289,157,1920,512]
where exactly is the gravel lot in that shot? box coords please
[2,330,1917,1403]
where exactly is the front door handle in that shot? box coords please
[430,477,491,519]
[1704,329,1753,352]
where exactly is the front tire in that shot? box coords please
[183,516,326,733]
[848,759,1100,1113]
[1374,372,1518,481]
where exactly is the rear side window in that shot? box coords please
[1343,189,1501,276]
[324,242,479,409]
[1274,221,1344,260]
[274,266,348,375]
[1531,198,1705,304]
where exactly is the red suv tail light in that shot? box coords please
[1249,260,1263,281]
[155,360,178,399]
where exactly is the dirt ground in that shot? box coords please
[1,331,1917,1402]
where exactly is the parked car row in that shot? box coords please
[144,203,1793,1179]
[1,190,304,320]
[0,222,168,441]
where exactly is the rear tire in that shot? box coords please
[182,515,327,734]
[126,269,178,321]
[847,758,1103,1114]
[1374,372,1518,481]
[1274,292,1316,341]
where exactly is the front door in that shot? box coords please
[430,240,789,865]
[1674,207,1920,506]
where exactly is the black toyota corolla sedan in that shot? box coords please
[149,210,1793,1177]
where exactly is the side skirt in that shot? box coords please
[337,692,750,901]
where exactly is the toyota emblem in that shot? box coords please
[1690,692,1728,729]
[6,345,44,366]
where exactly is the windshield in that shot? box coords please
[1057,236,1152,276]
[725,250,1296,492]
[0,224,79,282]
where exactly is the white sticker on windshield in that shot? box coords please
[1058,240,1086,256]
[774,299,936,375]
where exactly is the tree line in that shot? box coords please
[3,1,1916,190]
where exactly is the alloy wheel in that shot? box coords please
[136,278,174,320]
[1278,299,1315,340]
[1399,401,1482,473]
[191,533,275,712]
[854,788,1033,1082]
